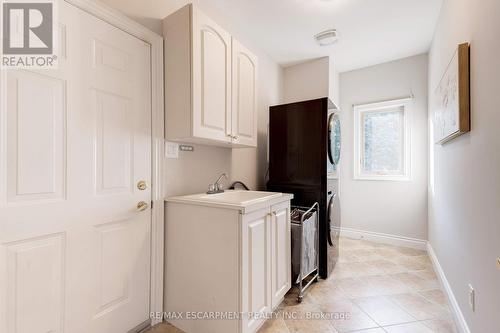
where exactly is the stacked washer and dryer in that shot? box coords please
[267,97,342,279]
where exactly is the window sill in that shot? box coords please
[353,174,411,182]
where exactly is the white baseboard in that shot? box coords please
[338,226,427,250]
[427,243,471,333]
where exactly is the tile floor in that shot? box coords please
[146,237,457,333]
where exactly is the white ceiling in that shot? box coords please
[101,0,443,72]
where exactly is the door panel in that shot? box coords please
[0,2,152,333]
[6,71,66,203]
[271,202,291,307]
[94,90,133,194]
[232,39,257,146]
[192,8,232,142]
[200,29,227,130]
[241,208,271,333]
[4,233,65,333]
[93,219,133,318]
[249,219,267,311]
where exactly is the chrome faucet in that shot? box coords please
[207,173,228,194]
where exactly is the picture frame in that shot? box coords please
[434,42,470,144]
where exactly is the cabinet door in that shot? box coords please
[231,38,258,147]
[191,7,232,143]
[271,201,291,308]
[241,208,271,333]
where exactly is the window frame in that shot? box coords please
[353,98,411,181]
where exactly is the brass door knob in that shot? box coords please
[137,180,147,191]
[136,201,149,211]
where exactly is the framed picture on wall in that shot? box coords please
[434,42,470,144]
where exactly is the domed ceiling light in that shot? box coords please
[314,29,339,46]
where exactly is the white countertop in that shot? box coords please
[165,190,293,213]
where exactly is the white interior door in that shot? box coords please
[0,2,152,333]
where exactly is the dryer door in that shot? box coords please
[327,193,335,246]
[326,191,340,276]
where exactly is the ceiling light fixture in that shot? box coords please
[314,29,339,46]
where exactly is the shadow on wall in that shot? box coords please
[231,124,273,191]
[126,15,162,34]
[164,144,232,197]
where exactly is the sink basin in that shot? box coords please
[166,190,291,212]
[199,190,282,204]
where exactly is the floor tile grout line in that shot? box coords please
[416,290,453,310]
[379,318,450,332]
[351,295,420,328]
[384,288,453,322]
[344,293,383,331]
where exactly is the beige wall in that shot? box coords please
[282,56,340,106]
[428,0,500,331]
[282,57,330,104]
[339,54,429,240]
[99,0,284,195]
[231,54,283,190]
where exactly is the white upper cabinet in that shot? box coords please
[192,8,232,143]
[163,4,258,147]
[232,39,258,147]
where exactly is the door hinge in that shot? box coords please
[151,200,153,209]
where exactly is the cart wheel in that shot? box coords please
[297,295,303,303]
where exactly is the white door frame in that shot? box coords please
[64,0,165,325]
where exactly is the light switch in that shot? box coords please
[165,141,179,159]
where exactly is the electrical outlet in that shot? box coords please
[468,284,475,312]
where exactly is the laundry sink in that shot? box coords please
[166,190,291,213]
[199,190,281,204]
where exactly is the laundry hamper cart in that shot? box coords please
[291,202,319,302]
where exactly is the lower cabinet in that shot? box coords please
[165,197,292,333]
[241,202,292,333]
[270,202,292,308]
[241,208,272,333]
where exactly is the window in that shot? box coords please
[354,98,411,180]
